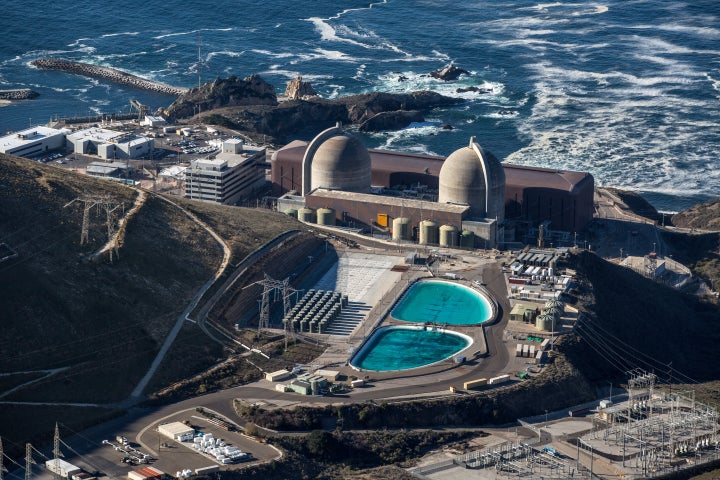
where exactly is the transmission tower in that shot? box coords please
[64,195,123,255]
[253,274,296,333]
[51,423,63,480]
[25,443,34,480]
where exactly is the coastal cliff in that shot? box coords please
[30,58,188,96]
[163,75,278,118]
[183,77,462,143]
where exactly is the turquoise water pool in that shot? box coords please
[350,326,472,371]
[392,280,493,325]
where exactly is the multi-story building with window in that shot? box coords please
[184,140,266,205]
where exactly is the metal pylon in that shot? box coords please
[25,443,34,480]
[255,274,296,333]
[64,195,123,248]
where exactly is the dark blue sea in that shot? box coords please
[1,0,718,212]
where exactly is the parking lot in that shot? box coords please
[136,410,280,475]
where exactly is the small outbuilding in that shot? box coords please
[128,467,163,480]
[313,369,340,381]
[158,421,194,442]
[45,459,81,479]
[265,369,291,382]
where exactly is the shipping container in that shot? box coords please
[522,344,529,357]
[463,378,487,390]
[516,344,523,357]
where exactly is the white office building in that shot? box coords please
[67,127,153,160]
[184,140,267,205]
[0,126,66,157]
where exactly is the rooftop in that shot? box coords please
[308,188,470,214]
[69,127,126,143]
[0,126,65,150]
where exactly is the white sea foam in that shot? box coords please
[100,32,140,38]
[371,71,506,101]
[205,50,245,62]
[153,27,233,40]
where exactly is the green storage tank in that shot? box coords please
[298,207,316,223]
[459,229,475,248]
[316,207,336,226]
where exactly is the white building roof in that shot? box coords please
[0,126,64,152]
[158,421,194,436]
[159,165,187,178]
[69,127,126,143]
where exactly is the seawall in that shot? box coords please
[31,58,188,96]
[0,89,39,100]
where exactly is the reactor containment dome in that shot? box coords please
[438,136,505,222]
[301,122,372,195]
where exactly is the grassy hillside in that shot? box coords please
[563,251,720,384]
[0,154,298,454]
[671,197,720,231]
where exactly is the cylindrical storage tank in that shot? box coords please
[298,207,315,223]
[316,207,336,226]
[419,220,439,245]
[535,314,556,332]
[392,217,411,241]
[283,208,298,219]
[459,229,475,248]
[439,224,459,247]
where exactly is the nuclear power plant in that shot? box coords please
[272,123,594,248]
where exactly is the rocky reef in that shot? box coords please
[0,89,39,100]
[430,65,470,81]
[30,58,187,96]
[182,76,462,143]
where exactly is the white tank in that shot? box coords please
[392,217,410,241]
[419,220,439,245]
[439,224,459,247]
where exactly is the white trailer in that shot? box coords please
[45,459,81,479]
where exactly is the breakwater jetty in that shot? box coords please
[31,58,188,96]
[0,89,39,100]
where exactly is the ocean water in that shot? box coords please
[1,0,718,212]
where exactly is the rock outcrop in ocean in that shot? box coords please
[284,76,317,100]
[430,65,470,81]
[30,58,188,96]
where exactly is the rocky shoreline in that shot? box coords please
[30,58,188,96]
[0,89,39,100]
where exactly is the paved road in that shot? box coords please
[130,192,232,399]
